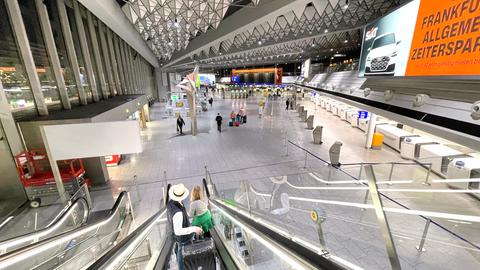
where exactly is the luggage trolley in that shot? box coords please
[14,149,91,208]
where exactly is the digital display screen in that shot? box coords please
[359,0,480,77]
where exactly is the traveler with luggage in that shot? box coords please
[167,184,203,270]
[189,186,214,238]
[215,113,223,132]
[229,111,236,126]
[286,98,290,110]
[177,115,186,135]
[239,107,246,124]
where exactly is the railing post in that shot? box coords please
[133,174,141,201]
[358,163,364,180]
[365,165,401,270]
[284,132,289,157]
[361,190,369,211]
[83,184,93,210]
[304,151,308,169]
[422,163,432,186]
[416,219,431,252]
[163,171,167,206]
[244,181,251,214]
[388,163,395,185]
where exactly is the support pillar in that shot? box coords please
[365,113,377,149]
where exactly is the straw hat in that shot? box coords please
[169,183,189,202]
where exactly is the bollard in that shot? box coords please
[313,126,323,144]
[329,141,343,167]
[298,105,304,115]
[302,110,308,122]
[306,115,314,129]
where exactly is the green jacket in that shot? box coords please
[191,210,214,233]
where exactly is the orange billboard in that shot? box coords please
[405,0,480,76]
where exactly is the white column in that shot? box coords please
[73,0,98,102]
[365,113,377,149]
[56,0,87,105]
[86,11,108,99]
[5,0,48,115]
[35,0,71,109]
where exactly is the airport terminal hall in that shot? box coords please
[2,0,480,269]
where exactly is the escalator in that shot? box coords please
[84,180,346,270]
[0,191,133,269]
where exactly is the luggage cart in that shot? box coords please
[14,149,91,208]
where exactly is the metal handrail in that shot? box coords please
[0,191,131,268]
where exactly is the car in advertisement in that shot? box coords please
[364,32,401,76]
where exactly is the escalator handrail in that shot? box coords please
[0,197,89,254]
[86,207,168,270]
[0,191,129,267]
[210,199,345,270]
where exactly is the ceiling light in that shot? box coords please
[344,40,348,43]
[330,48,334,51]
[324,29,328,33]
[258,41,262,45]
[173,18,179,28]
[343,0,349,9]
[312,43,315,47]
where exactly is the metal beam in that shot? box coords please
[35,0,71,110]
[73,0,99,102]
[5,0,48,115]
[98,22,116,96]
[113,35,127,95]
[107,28,122,95]
[56,0,87,105]
[86,11,108,99]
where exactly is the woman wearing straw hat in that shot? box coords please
[167,184,203,270]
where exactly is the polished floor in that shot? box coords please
[91,93,480,270]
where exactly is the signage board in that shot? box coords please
[358,111,369,119]
[359,0,480,77]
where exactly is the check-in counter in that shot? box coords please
[400,136,438,159]
[418,144,471,177]
[375,125,419,152]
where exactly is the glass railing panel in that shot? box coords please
[210,200,315,269]
[0,192,132,270]
[0,197,88,255]
[0,183,91,242]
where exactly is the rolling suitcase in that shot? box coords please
[234,121,240,127]
[182,238,216,270]
[229,121,233,127]
[243,115,247,124]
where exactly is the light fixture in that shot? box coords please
[344,39,348,43]
[330,48,334,51]
[384,90,394,101]
[363,88,371,97]
[324,29,328,33]
[173,18,179,28]
[258,41,262,45]
[471,101,480,120]
[312,43,315,47]
[343,0,349,9]
[413,94,429,107]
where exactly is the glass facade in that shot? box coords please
[0,0,156,119]
[0,0,37,117]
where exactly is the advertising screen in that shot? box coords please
[198,74,216,85]
[359,0,480,77]
[359,0,420,76]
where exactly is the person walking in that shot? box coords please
[215,113,223,132]
[286,98,290,110]
[167,184,203,270]
[230,111,236,124]
[189,186,214,238]
[177,115,185,135]
[208,97,213,107]
[239,107,246,124]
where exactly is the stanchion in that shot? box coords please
[361,190,369,211]
[304,151,308,169]
[388,163,395,185]
[422,164,432,186]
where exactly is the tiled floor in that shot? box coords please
[90,94,480,269]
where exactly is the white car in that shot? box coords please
[364,32,400,76]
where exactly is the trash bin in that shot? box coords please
[313,126,323,144]
[302,110,308,122]
[307,115,314,129]
[329,141,343,166]
[372,132,384,149]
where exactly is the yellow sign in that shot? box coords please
[175,101,184,108]
[310,210,318,222]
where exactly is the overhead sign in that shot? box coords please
[359,0,480,77]
[358,111,369,119]
[41,121,142,160]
